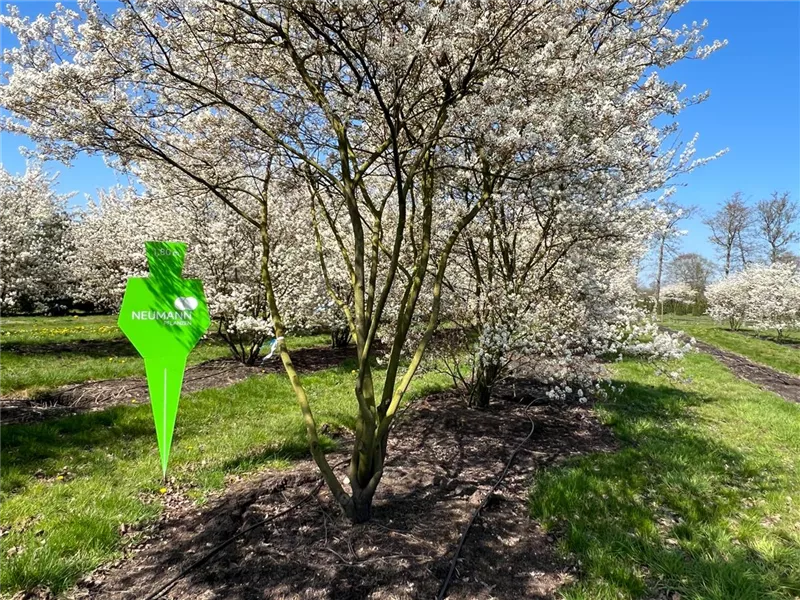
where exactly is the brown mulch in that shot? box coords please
[0,346,355,425]
[67,389,616,600]
[692,340,800,404]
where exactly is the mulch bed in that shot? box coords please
[66,387,617,600]
[0,346,355,425]
[692,340,800,404]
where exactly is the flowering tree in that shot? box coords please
[139,171,353,351]
[441,180,698,408]
[72,185,323,364]
[659,281,698,319]
[1,0,724,522]
[746,264,800,337]
[72,185,275,362]
[705,271,752,330]
[0,164,74,314]
[660,282,698,305]
[71,186,176,311]
[181,201,274,364]
[706,264,800,336]
[432,23,719,407]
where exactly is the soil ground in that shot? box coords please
[0,346,354,425]
[64,388,616,600]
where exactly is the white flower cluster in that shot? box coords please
[706,263,800,336]
[438,185,696,406]
[0,164,74,313]
[4,173,344,363]
[659,282,697,305]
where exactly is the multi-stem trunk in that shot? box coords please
[259,151,494,523]
[330,327,351,348]
[472,361,500,409]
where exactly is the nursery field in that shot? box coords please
[0,316,330,397]
[2,1,798,598]
[0,315,451,595]
[1,315,800,599]
[530,351,800,600]
[1,315,228,397]
[664,314,800,376]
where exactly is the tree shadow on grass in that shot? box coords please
[529,380,800,600]
[0,401,351,491]
[734,329,800,348]
[0,406,157,494]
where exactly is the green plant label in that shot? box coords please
[118,241,210,476]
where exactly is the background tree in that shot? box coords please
[755,191,799,264]
[745,263,800,338]
[707,263,800,337]
[665,252,714,315]
[71,183,345,364]
[705,272,751,330]
[704,192,754,275]
[651,198,696,316]
[666,252,715,294]
[0,164,74,314]
[659,281,698,319]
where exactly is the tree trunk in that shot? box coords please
[472,362,499,409]
[474,379,492,409]
[330,327,351,348]
[654,235,665,318]
[344,489,375,523]
[738,233,748,270]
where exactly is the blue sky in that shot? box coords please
[661,0,800,265]
[1,1,799,267]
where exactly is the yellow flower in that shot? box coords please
[56,475,64,481]
[159,487,167,494]
[131,399,138,404]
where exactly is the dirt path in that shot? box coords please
[693,340,800,403]
[66,390,616,600]
[0,346,355,425]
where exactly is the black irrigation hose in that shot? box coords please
[143,459,349,600]
[436,403,536,600]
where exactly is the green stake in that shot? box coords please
[118,242,210,477]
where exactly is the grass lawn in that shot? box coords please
[664,314,800,376]
[0,356,451,596]
[0,315,328,396]
[530,352,800,600]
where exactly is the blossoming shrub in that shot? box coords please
[0,165,74,314]
[707,264,800,337]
